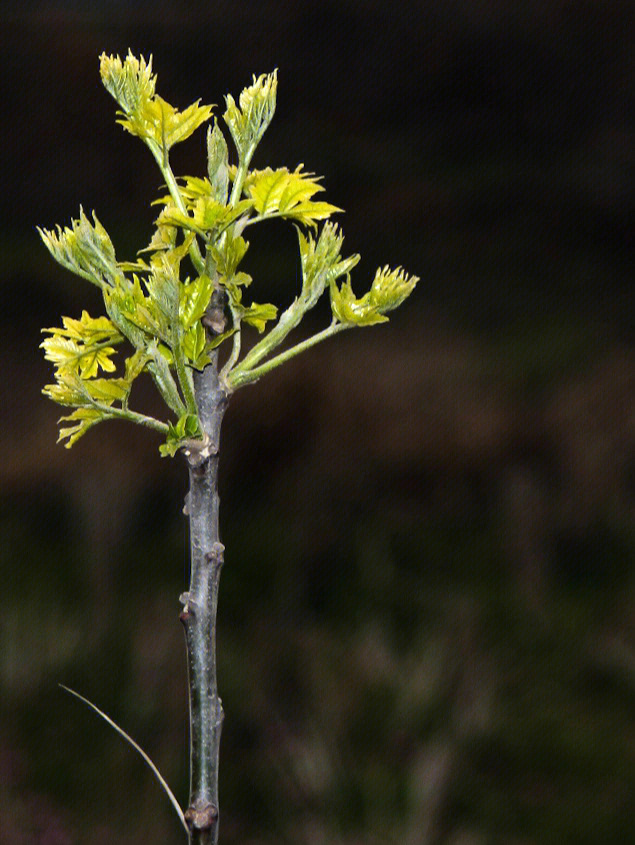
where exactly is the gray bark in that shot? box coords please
[180,351,229,845]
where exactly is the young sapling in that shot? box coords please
[39,51,418,844]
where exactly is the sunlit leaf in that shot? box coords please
[330,266,418,327]
[207,121,230,203]
[43,369,89,407]
[44,311,121,344]
[139,222,177,254]
[83,378,130,404]
[223,71,277,159]
[38,209,119,289]
[160,413,202,457]
[103,288,150,351]
[57,407,108,448]
[100,51,212,150]
[330,277,389,326]
[297,223,360,309]
[112,275,170,342]
[240,301,278,333]
[100,51,157,129]
[180,274,214,330]
[155,97,214,150]
[41,312,123,378]
[210,234,249,279]
[41,335,119,379]
[158,198,253,238]
[124,348,151,383]
[182,321,208,366]
[368,265,419,313]
[246,166,342,227]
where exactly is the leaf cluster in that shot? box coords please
[40,52,418,455]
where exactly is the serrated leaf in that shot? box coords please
[114,275,170,342]
[103,288,150,350]
[83,378,130,404]
[144,254,181,322]
[223,70,277,159]
[43,370,88,407]
[38,209,119,289]
[155,96,214,150]
[124,348,151,383]
[41,312,122,378]
[57,408,108,448]
[160,413,202,457]
[246,166,342,227]
[240,301,278,333]
[158,198,253,238]
[139,222,177,253]
[180,274,214,330]
[182,321,207,367]
[100,52,212,150]
[207,121,229,203]
[100,51,157,128]
[118,258,151,272]
[44,311,121,344]
[368,265,419,313]
[330,277,389,327]
[41,335,119,379]
[297,222,360,309]
[151,176,214,210]
[181,176,214,200]
[330,265,418,327]
[120,94,212,150]
[210,234,249,278]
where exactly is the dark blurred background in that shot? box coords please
[1,1,634,843]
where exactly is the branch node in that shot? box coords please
[185,800,219,832]
[205,542,225,567]
[184,432,219,471]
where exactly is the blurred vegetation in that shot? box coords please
[1,1,633,843]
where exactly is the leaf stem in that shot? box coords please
[228,321,348,388]
[228,142,257,208]
[219,303,242,381]
[147,141,205,275]
[93,401,170,434]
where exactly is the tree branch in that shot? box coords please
[181,349,229,845]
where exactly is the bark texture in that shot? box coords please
[180,353,229,845]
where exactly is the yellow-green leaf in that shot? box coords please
[41,312,122,378]
[38,209,119,289]
[101,52,212,150]
[100,51,157,130]
[297,223,360,308]
[57,408,107,448]
[330,278,388,327]
[207,121,229,203]
[158,198,253,238]
[246,166,342,227]
[368,265,419,313]
[240,301,278,333]
[180,274,214,330]
[83,378,130,404]
[223,71,277,158]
